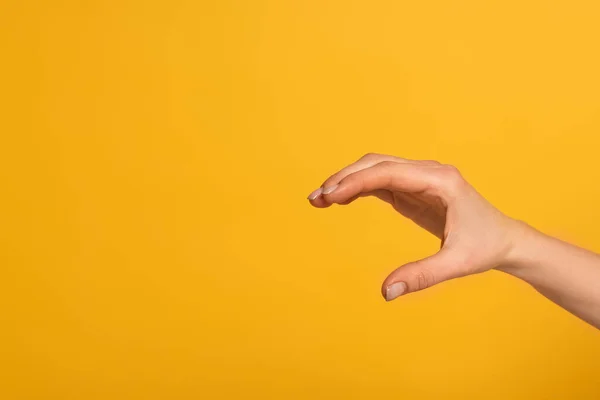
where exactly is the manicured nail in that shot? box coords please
[307,187,323,200]
[385,282,407,301]
[322,184,339,195]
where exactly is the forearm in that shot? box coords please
[498,221,600,328]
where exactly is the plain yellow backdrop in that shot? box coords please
[2,0,600,398]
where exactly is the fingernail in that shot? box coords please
[322,184,339,195]
[385,282,407,301]
[307,187,323,200]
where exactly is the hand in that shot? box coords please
[307,153,523,301]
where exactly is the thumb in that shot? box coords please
[382,249,462,301]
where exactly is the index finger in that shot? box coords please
[321,161,451,205]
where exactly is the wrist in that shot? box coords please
[496,219,544,278]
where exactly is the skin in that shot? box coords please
[307,153,600,329]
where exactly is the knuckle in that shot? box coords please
[378,160,398,169]
[360,152,381,161]
[413,266,436,291]
[376,161,400,181]
[438,164,466,193]
[441,164,461,176]
[421,159,442,166]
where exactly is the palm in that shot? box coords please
[379,190,447,240]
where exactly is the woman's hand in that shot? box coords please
[308,153,600,328]
[307,153,523,301]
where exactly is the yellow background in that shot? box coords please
[2,0,600,398]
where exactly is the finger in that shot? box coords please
[321,161,438,206]
[322,162,463,206]
[381,248,463,301]
[308,153,402,207]
[307,187,331,208]
[307,155,445,207]
[321,153,407,189]
[322,155,443,189]
[337,189,393,205]
[336,189,420,210]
